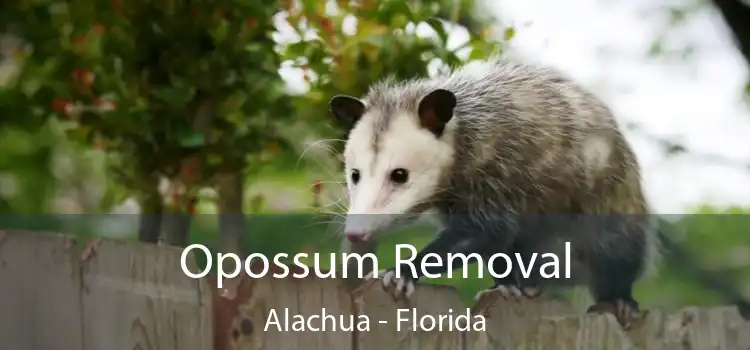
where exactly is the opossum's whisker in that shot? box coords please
[305,180,345,189]
[304,180,345,195]
[304,213,347,239]
[313,194,348,212]
[328,200,348,213]
[303,219,345,228]
[326,192,350,210]
[301,220,346,240]
[311,139,346,157]
[314,208,346,218]
[294,139,346,176]
[295,139,345,165]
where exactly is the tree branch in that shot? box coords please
[711,0,750,66]
[628,124,750,172]
[217,172,247,255]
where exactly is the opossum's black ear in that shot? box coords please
[418,89,456,137]
[329,95,365,130]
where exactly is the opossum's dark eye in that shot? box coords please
[390,168,409,184]
[350,169,360,184]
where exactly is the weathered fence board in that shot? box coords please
[214,267,750,350]
[79,238,212,350]
[524,314,634,349]
[669,306,750,349]
[0,231,212,350]
[3,230,750,350]
[353,280,469,350]
[213,264,354,350]
[0,231,83,350]
[474,293,576,349]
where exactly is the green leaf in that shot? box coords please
[377,0,415,24]
[211,19,230,44]
[206,153,223,167]
[283,41,310,58]
[503,27,515,41]
[390,13,409,29]
[65,124,93,144]
[361,34,388,48]
[152,86,196,108]
[469,40,501,60]
[425,18,448,45]
[178,130,205,148]
[648,40,663,57]
[392,1,415,22]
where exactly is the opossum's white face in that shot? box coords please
[329,89,457,243]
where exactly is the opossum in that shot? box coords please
[328,57,747,328]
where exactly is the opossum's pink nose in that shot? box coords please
[346,232,366,243]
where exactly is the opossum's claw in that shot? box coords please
[474,286,503,302]
[381,268,416,300]
[586,299,641,329]
[363,269,387,281]
[522,286,542,298]
[474,284,542,302]
[737,301,750,320]
[615,299,640,329]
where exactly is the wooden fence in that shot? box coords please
[1,230,749,350]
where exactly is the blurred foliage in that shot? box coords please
[1,0,296,219]
[0,0,503,247]
[0,0,502,215]
[644,1,704,61]
[277,0,502,159]
[642,0,750,100]
[0,0,748,313]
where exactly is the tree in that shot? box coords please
[647,0,750,98]
[0,0,503,254]
[634,0,750,313]
[710,0,750,69]
[631,0,750,172]
[1,1,293,252]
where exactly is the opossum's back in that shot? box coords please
[444,60,644,215]
[447,60,618,133]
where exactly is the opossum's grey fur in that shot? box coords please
[335,56,662,325]
[369,57,657,269]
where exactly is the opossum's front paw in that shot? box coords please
[365,268,416,300]
[586,299,641,329]
[474,284,542,302]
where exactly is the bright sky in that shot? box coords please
[486,0,750,213]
